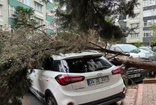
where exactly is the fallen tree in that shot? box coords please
[88,42,156,72]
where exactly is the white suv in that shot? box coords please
[29,51,125,105]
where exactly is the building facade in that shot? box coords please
[0,0,56,33]
[120,0,156,45]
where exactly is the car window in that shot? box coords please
[64,56,112,73]
[119,45,140,53]
[42,58,63,72]
[53,61,62,72]
[42,57,53,70]
[114,47,123,52]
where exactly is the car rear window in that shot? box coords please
[65,56,112,73]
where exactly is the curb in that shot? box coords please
[143,78,156,83]
[135,84,143,105]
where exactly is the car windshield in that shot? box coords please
[139,49,149,53]
[119,45,140,53]
[64,56,112,73]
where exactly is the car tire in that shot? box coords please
[110,102,118,105]
[46,93,57,105]
[128,79,132,85]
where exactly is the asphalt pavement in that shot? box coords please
[23,92,121,105]
[22,91,45,105]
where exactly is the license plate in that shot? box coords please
[87,76,109,86]
[129,73,141,78]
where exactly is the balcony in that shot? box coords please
[127,38,141,43]
[134,9,140,14]
[143,37,153,43]
[129,19,140,24]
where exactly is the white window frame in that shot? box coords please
[35,2,42,12]
[36,18,43,26]
[46,21,53,30]
[144,31,152,37]
[9,5,15,18]
[131,23,139,28]
[17,0,22,2]
[131,33,138,38]
[24,0,31,6]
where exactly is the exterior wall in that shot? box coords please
[0,0,8,29]
[143,2,156,44]
[126,0,143,44]
[125,0,156,45]
[0,0,54,33]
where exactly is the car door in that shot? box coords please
[29,69,40,91]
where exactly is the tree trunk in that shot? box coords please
[111,57,156,71]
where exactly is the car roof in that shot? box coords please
[111,44,135,47]
[113,44,134,46]
[52,51,103,60]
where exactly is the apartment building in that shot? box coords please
[143,0,156,44]
[119,0,156,45]
[0,0,55,33]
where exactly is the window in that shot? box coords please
[46,7,52,13]
[35,2,42,12]
[133,14,140,19]
[36,18,43,26]
[49,0,53,3]
[144,31,152,37]
[24,0,31,6]
[42,57,53,70]
[153,9,156,15]
[144,21,147,27]
[18,0,22,1]
[16,0,31,6]
[131,23,139,28]
[153,0,156,5]
[131,33,138,38]
[65,56,112,73]
[0,6,2,15]
[119,45,140,53]
[134,4,140,9]
[46,21,53,29]
[143,10,151,17]
[0,25,2,30]
[144,20,156,27]
[144,0,149,6]
[153,19,156,23]
[9,5,15,18]
[144,9,156,17]
[147,20,152,26]
[144,0,156,7]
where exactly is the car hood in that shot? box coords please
[129,52,146,58]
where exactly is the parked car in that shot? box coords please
[110,44,146,58]
[29,51,126,105]
[139,46,153,53]
[121,57,153,85]
[139,48,155,60]
[121,67,147,85]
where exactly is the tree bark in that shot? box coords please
[88,41,156,72]
[111,57,156,71]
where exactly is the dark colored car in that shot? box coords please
[121,67,147,85]
[127,68,147,84]
[121,57,152,85]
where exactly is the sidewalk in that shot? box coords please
[142,83,156,105]
[122,78,156,105]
